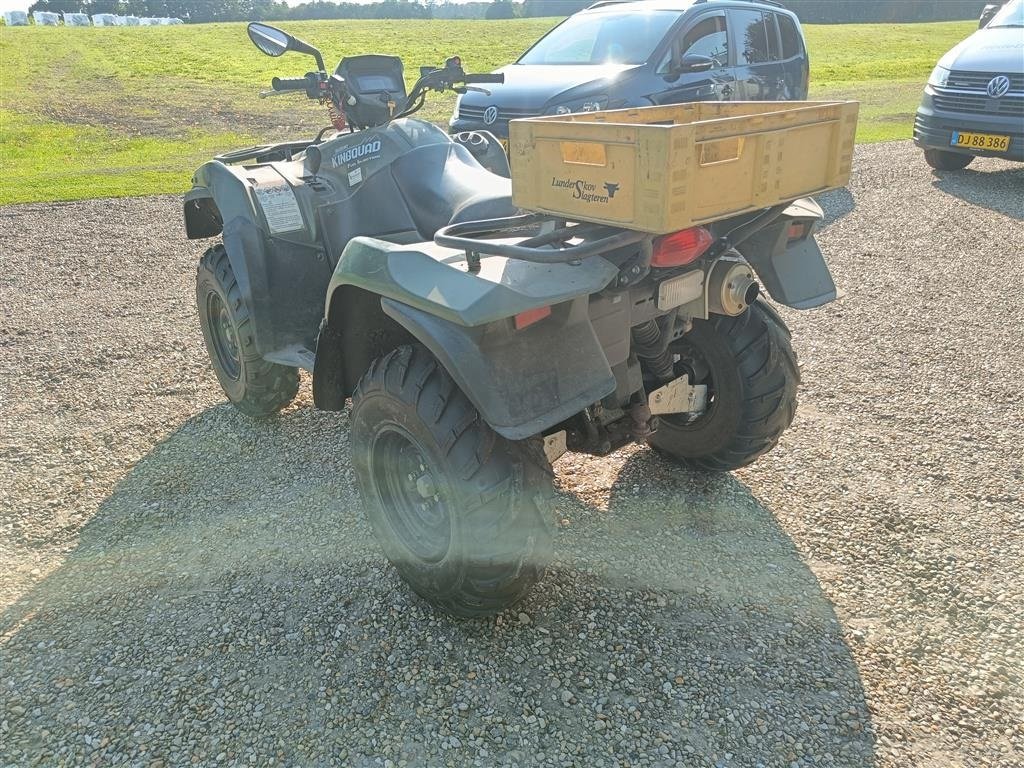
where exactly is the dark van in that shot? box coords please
[450,0,810,139]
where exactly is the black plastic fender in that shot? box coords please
[183,161,265,241]
[184,162,329,359]
[381,297,616,441]
[738,197,837,310]
[183,186,222,239]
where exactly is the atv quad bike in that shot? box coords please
[185,24,839,617]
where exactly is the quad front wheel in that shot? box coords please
[196,245,299,417]
[649,299,799,472]
[350,345,554,617]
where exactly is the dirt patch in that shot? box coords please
[38,84,329,140]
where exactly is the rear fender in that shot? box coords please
[739,197,838,310]
[328,235,619,327]
[315,236,621,438]
[381,297,615,441]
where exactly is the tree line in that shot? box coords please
[27,0,983,24]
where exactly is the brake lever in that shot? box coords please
[462,86,493,96]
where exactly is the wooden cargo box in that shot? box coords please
[508,101,859,234]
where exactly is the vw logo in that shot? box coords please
[483,106,499,126]
[987,75,1011,98]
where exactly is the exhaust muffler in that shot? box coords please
[707,258,759,317]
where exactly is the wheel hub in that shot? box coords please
[372,429,451,564]
[415,473,437,499]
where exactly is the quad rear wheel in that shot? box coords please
[196,245,299,417]
[649,299,799,472]
[350,345,554,617]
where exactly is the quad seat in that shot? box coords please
[390,142,518,240]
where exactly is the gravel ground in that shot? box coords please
[1,141,1022,768]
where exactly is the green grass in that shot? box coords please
[805,20,974,143]
[0,18,974,204]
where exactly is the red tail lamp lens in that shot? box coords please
[651,227,714,268]
[788,222,808,241]
[514,305,552,330]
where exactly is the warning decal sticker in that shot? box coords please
[253,182,304,234]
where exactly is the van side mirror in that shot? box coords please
[677,54,715,74]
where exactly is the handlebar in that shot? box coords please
[272,76,310,92]
[265,57,503,126]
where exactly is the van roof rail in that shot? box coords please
[695,0,786,7]
[586,0,633,8]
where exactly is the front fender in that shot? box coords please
[183,187,222,239]
[183,161,261,240]
[187,161,328,358]
[382,297,615,441]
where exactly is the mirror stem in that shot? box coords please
[291,39,326,73]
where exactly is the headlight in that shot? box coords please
[545,96,609,116]
[928,66,951,88]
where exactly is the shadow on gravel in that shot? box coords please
[1,407,876,767]
[931,165,1024,221]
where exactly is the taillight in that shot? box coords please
[787,221,809,241]
[514,305,551,330]
[651,227,714,268]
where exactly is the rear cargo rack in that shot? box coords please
[434,213,649,270]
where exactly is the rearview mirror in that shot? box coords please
[247,23,289,57]
[678,54,715,74]
[246,22,326,72]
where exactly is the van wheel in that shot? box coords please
[924,149,973,171]
[649,299,799,472]
[197,245,299,417]
[350,345,554,618]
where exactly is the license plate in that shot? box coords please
[950,131,1010,152]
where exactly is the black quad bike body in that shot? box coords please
[185,24,840,617]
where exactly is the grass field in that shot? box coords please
[0,18,974,204]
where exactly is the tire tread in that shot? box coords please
[351,344,554,617]
[651,297,799,472]
[196,244,298,418]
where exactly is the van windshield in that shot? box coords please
[518,11,682,65]
[989,0,1023,27]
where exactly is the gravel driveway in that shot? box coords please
[1,141,1022,768]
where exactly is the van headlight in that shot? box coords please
[928,66,951,88]
[545,96,609,115]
